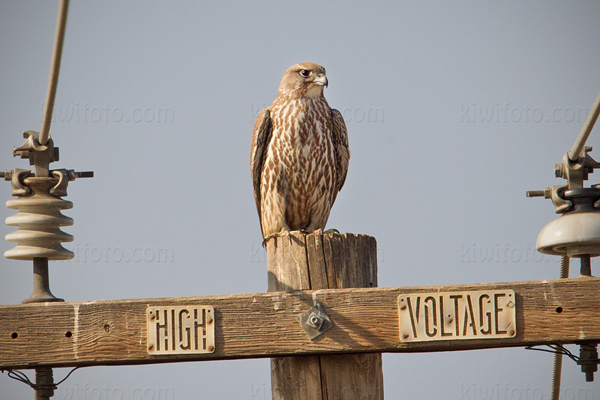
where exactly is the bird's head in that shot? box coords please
[278,62,328,100]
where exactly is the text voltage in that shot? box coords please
[398,290,516,342]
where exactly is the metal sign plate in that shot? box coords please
[398,290,516,342]
[147,305,215,355]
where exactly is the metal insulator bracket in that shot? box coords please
[49,169,93,197]
[1,168,32,196]
[12,131,59,178]
[526,185,572,214]
[555,148,600,189]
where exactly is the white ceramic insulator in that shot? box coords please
[537,212,600,257]
[5,177,74,260]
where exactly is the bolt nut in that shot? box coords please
[306,312,324,330]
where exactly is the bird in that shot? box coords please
[250,62,350,243]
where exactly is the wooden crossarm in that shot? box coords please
[0,277,598,370]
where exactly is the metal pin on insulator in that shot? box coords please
[4,176,74,260]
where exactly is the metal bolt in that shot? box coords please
[149,311,155,320]
[508,329,515,336]
[299,303,333,340]
[207,317,214,324]
[148,344,154,351]
[578,343,599,382]
[507,301,515,308]
[208,345,215,352]
[306,312,324,330]
[555,164,563,178]
[399,299,407,310]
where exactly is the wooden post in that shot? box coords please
[266,232,384,400]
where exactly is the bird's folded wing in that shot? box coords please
[250,109,272,223]
[332,108,350,192]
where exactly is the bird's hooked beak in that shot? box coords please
[314,73,328,88]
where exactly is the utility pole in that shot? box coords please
[266,232,383,399]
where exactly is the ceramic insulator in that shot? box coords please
[5,177,74,260]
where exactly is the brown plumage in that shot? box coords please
[250,62,350,240]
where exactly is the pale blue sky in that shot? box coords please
[1,1,600,399]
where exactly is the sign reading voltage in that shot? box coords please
[147,305,215,355]
[398,290,516,342]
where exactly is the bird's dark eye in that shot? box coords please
[299,69,312,78]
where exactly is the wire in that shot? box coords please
[4,369,35,388]
[526,344,579,363]
[55,366,80,386]
[39,0,70,146]
[2,366,80,389]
